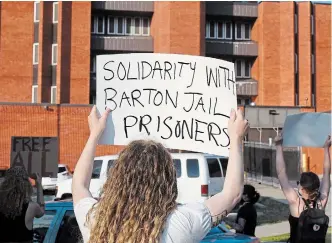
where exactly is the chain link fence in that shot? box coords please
[243,141,302,188]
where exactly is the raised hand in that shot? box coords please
[227,108,249,141]
[324,135,331,149]
[275,132,283,146]
[88,106,111,139]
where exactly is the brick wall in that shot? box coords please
[0,104,124,171]
[152,1,205,55]
[0,2,34,103]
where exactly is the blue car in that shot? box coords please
[32,200,260,243]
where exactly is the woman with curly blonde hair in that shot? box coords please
[0,167,45,242]
[73,106,249,243]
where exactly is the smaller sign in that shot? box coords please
[283,113,331,147]
[10,137,58,178]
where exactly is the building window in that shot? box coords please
[34,1,40,23]
[237,98,251,106]
[91,16,105,34]
[134,18,141,35]
[295,53,298,74]
[53,2,58,23]
[91,56,96,73]
[107,17,149,36]
[33,43,39,64]
[295,14,298,34]
[217,22,223,39]
[235,23,251,40]
[52,44,58,65]
[51,86,57,104]
[142,18,149,35]
[206,21,232,40]
[225,22,232,39]
[32,85,38,103]
[311,54,315,74]
[235,60,251,78]
[126,17,132,35]
[311,15,314,35]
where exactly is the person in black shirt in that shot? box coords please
[224,184,260,237]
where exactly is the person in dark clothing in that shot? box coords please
[275,134,331,243]
[0,167,45,243]
[224,184,260,236]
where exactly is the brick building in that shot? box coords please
[0,1,330,173]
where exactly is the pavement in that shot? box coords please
[245,179,332,239]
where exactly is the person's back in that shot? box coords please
[0,201,33,242]
[0,167,45,243]
[72,107,249,243]
[276,134,331,243]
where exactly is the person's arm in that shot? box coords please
[275,134,298,204]
[205,109,248,221]
[320,135,331,207]
[224,218,246,232]
[30,173,45,218]
[72,106,110,206]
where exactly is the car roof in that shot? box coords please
[58,164,67,167]
[45,200,73,208]
[95,153,228,160]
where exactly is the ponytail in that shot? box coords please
[250,192,260,204]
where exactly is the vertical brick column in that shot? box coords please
[315,4,331,112]
[56,1,71,104]
[37,1,53,103]
[69,2,91,104]
[152,1,205,56]
[0,2,34,102]
[298,2,312,107]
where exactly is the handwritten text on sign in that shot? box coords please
[96,54,236,156]
[11,137,58,178]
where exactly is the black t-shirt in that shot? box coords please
[235,202,257,237]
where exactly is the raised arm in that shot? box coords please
[275,133,298,204]
[320,135,331,208]
[205,109,248,221]
[72,106,110,206]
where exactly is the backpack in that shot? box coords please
[296,197,329,243]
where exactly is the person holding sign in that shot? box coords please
[72,106,249,243]
[275,134,331,243]
[0,168,45,242]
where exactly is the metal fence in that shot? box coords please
[243,141,302,187]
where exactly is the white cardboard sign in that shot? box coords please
[283,113,331,147]
[96,53,236,156]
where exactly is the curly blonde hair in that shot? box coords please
[87,140,178,243]
[0,166,33,219]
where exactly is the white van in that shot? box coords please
[56,153,228,204]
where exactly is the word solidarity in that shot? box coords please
[96,54,237,156]
[10,137,58,177]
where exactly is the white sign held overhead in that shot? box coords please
[96,53,237,156]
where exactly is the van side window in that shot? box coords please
[207,158,222,177]
[173,159,181,178]
[220,159,228,177]
[91,160,103,179]
[186,159,199,178]
[107,160,115,174]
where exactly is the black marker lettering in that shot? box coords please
[153,91,163,106]
[127,62,137,80]
[165,90,178,108]
[104,88,118,111]
[142,61,153,79]
[161,116,173,140]
[207,122,221,146]
[124,115,138,138]
[182,119,194,139]
[131,89,144,107]
[164,61,172,80]
[194,120,207,143]
[103,61,115,81]
[117,62,126,80]
[139,115,152,135]
[175,121,181,138]
[119,91,131,108]
[186,62,196,88]
[152,61,163,79]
